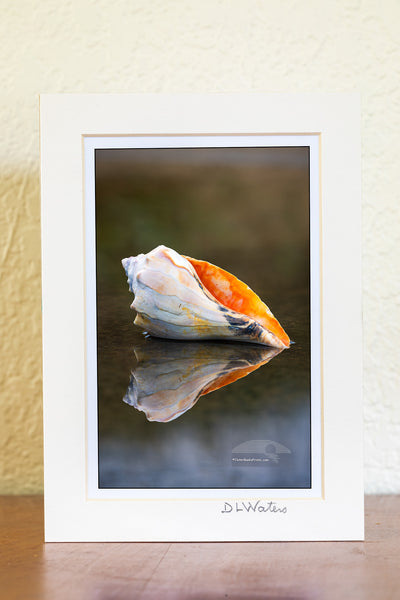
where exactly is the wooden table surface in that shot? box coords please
[1,495,399,600]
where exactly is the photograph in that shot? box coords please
[40,94,363,542]
[94,145,312,490]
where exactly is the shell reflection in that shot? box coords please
[123,339,282,422]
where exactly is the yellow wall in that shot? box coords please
[1,0,399,494]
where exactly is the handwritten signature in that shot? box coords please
[221,500,287,514]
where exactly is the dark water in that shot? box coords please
[95,147,311,489]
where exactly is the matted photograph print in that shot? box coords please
[88,141,318,494]
[41,94,363,541]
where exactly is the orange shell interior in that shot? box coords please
[185,256,290,348]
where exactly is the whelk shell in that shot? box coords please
[122,245,290,349]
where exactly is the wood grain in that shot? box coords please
[0,496,399,600]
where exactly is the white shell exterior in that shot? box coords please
[122,245,287,348]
